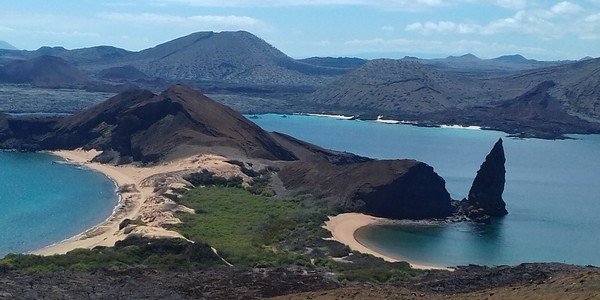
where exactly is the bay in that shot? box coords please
[0,152,118,257]
[252,114,600,267]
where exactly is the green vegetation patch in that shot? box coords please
[171,185,414,282]
[0,237,222,273]
[184,170,243,187]
[315,254,413,282]
[0,182,415,282]
[172,186,309,267]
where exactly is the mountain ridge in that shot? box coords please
[0,30,598,138]
[308,57,600,138]
[0,40,17,50]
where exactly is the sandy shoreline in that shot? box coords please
[324,213,452,270]
[34,149,244,256]
[34,149,451,271]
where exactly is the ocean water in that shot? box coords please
[0,152,118,257]
[252,114,600,267]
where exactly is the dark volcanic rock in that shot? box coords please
[278,158,454,219]
[98,65,149,81]
[0,266,339,299]
[0,55,92,88]
[467,138,508,217]
[356,161,455,219]
[308,58,600,138]
[0,85,298,163]
[269,132,454,219]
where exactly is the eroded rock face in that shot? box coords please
[467,138,508,217]
[278,159,454,220]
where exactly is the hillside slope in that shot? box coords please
[309,57,600,137]
[0,85,298,162]
[102,31,340,87]
[309,59,484,115]
[0,55,93,88]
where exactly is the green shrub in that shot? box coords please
[184,170,242,187]
[0,237,222,273]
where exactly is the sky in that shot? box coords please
[0,0,598,60]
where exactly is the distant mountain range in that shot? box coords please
[0,40,16,50]
[416,53,569,77]
[0,31,348,90]
[309,57,600,138]
[0,30,598,138]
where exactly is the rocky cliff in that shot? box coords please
[464,138,508,220]
[272,133,454,219]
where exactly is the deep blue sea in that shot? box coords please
[252,114,600,267]
[0,152,118,257]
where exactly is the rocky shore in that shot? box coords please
[0,263,596,299]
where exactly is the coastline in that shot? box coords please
[34,149,244,256]
[284,113,594,139]
[292,112,485,131]
[324,213,452,271]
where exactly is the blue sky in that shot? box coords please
[0,0,598,60]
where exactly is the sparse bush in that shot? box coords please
[184,169,242,187]
[0,237,222,273]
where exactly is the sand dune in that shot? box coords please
[34,149,244,255]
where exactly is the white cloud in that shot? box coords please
[345,37,435,46]
[405,21,481,34]
[550,1,583,16]
[482,10,559,37]
[148,0,447,10]
[404,1,598,40]
[146,0,527,10]
[580,12,600,39]
[99,13,263,28]
[381,25,395,31]
[146,0,529,10]
[313,39,332,46]
[485,0,527,9]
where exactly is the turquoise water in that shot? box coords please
[252,114,600,267]
[0,152,118,257]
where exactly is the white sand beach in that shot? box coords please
[34,149,245,255]
[324,213,452,270]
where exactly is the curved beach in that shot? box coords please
[324,213,451,270]
[34,149,242,256]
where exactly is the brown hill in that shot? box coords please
[488,58,600,122]
[0,55,93,88]
[98,65,150,81]
[0,85,297,163]
[308,59,484,116]
[105,31,341,87]
[309,57,600,137]
[271,132,454,219]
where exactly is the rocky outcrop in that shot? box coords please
[0,85,298,163]
[278,158,454,220]
[270,131,454,220]
[0,55,93,88]
[462,138,508,221]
